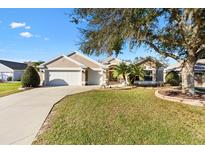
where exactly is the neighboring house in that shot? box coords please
[100,56,129,85]
[100,56,167,85]
[39,51,106,86]
[165,59,205,87]
[133,57,167,84]
[0,60,27,81]
[39,52,167,86]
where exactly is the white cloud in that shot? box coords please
[34,35,50,41]
[10,22,26,29]
[25,26,31,29]
[19,32,33,38]
[44,37,50,41]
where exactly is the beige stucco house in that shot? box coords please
[39,51,107,86]
[100,56,129,85]
[134,57,166,83]
[39,52,167,86]
[101,56,166,85]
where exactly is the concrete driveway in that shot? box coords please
[0,85,99,145]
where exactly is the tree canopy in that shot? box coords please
[71,8,205,95]
[71,8,205,61]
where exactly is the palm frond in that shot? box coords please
[112,62,128,80]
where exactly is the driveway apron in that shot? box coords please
[0,86,98,145]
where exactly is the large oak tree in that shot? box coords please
[71,8,205,95]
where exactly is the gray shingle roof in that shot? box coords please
[0,59,27,70]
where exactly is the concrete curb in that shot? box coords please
[155,90,205,107]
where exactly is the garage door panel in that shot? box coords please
[49,78,69,86]
[47,70,81,86]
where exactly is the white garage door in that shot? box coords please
[47,70,81,86]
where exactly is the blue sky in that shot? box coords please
[0,9,176,64]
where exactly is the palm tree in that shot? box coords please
[113,62,129,84]
[128,64,144,85]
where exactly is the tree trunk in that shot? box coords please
[122,74,128,86]
[181,59,196,95]
[122,74,126,82]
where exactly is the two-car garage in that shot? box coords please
[40,52,104,86]
[45,69,102,86]
[46,70,82,86]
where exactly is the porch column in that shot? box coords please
[100,69,107,86]
[39,69,44,86]
[43,69,48,86]
[81,69,86,86]
[104,69,109,85]
[152,69,157,81]
[203,73,205,87]
[163,70,167,83]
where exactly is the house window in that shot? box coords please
[144,70,153,81]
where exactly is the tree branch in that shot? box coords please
[196,44,205,59]
[145,41,181,62]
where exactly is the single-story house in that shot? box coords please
[39,51,106,86]
[165,59,205,87]
[100,56,130,85]
[134,57,166,84]
[100,56,166,86]
[39,52,167,86]
[0,59,27,81]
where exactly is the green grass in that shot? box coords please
[0,82,22,97]
[33,88,205,145]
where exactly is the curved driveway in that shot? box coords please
[0,86,99,145]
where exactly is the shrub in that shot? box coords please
[7,76,12,81]
[165,71,181,86]
[21,66,40,87]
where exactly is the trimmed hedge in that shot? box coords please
[21,66,40,87]
[7,76,12,81]
[165,71,181,86]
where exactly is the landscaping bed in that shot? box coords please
[158,89,205,100]
[33,88,205,145]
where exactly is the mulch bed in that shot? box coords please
[159,90,205,100]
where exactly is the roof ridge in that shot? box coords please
[135,56,167,66]
[63,55,87,68]
[0,59,26,65]
[67,51,104,68]
[39,55,64,67]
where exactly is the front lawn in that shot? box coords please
[0,82,22,97]
[33,88,205,144]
